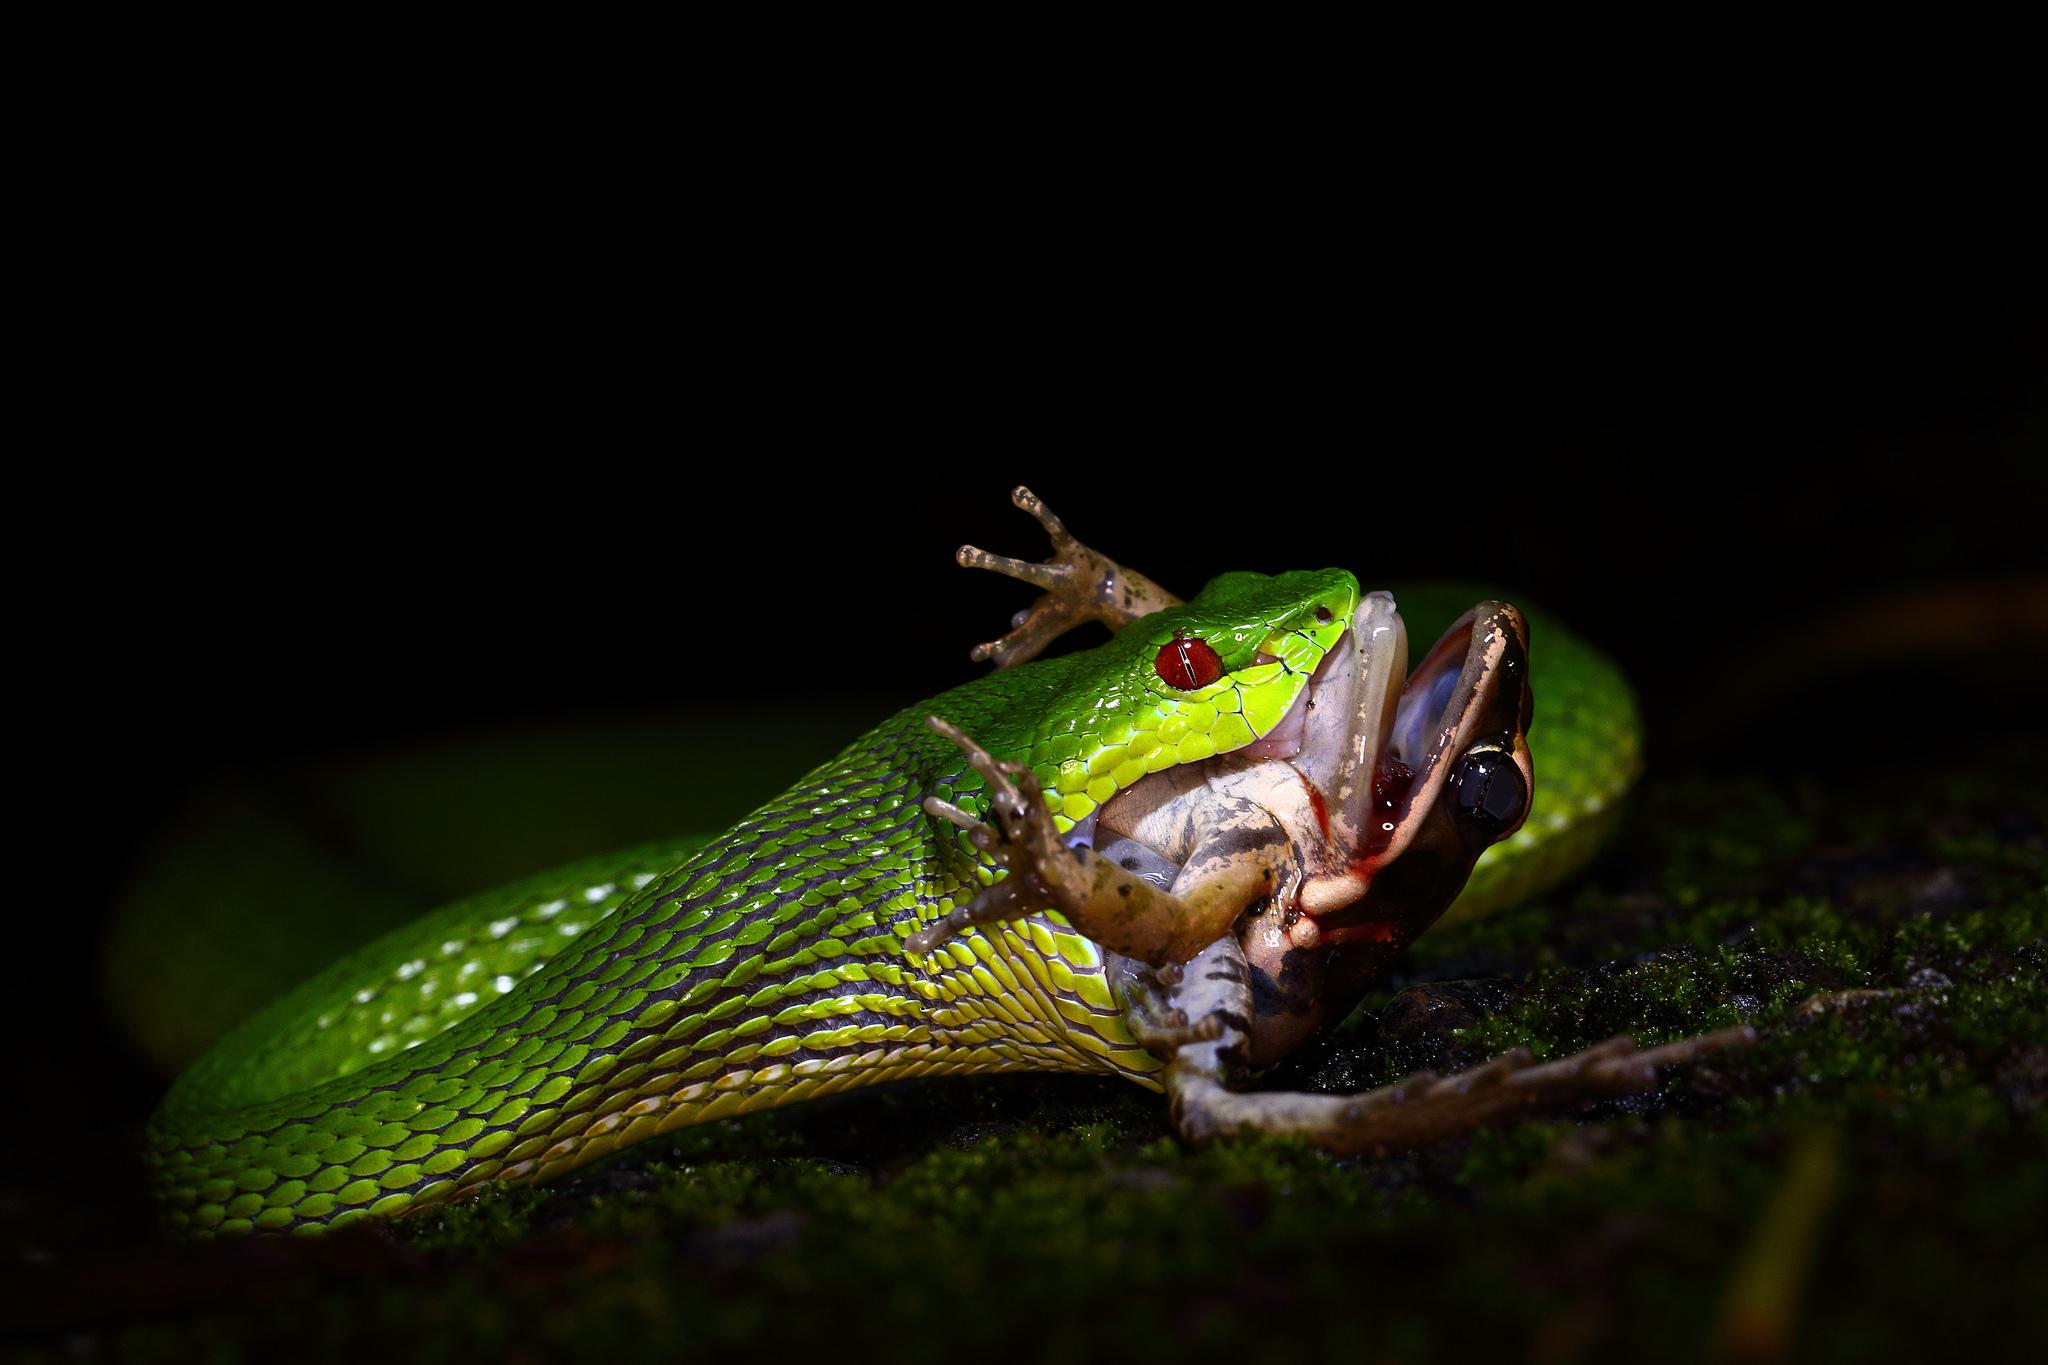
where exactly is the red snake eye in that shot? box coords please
[1155,636,1224,690]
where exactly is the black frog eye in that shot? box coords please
[1449,739,1527,839]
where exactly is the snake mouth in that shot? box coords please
[1282,593,1533,918]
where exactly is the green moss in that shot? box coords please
[41,748,2046,1363]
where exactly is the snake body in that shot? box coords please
[147,575,1638,1237]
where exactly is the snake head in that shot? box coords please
[1016,569,1361,828]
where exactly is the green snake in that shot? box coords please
[149,489,1698,1238]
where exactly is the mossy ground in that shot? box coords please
[9,748,2044,1363]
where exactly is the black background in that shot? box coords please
[15,222,2046,1231]
[52,267,2043,887]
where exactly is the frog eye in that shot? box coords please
[1449,740,1527,839]
[1155,636,1224,690]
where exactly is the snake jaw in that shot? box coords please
[1299,598,1534,938]
[1220,597,1533,1060]
[1291,591,1409,869]
[1283,596,1530,929]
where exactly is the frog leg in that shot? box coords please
[957,485,1180,669]
[1160,937,1758,1156]
[906,717,1284,965]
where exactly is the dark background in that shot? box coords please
[52,270,2043,883]
[14,237,2046,1254]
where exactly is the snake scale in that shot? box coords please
[147,492,1649,1238]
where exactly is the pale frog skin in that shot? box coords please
[146,488,1750,1237]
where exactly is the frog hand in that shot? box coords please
[958,485,1180,669]
[904,716,1257,963]
[1158,937,1758,1157]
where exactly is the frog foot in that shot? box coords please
[958,485,1180,669]
[903,714,1063,956]
[1113,963,1227,1057]
[1131,1009,1226,1057]
[905,716,1227,964]
[1159,939,1758,1156]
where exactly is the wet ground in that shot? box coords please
[4,738,2042,1363]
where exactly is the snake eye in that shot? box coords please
[1155,636,1224,690]
[1449,740,1526,839]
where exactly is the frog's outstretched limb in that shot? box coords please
[905,716,1279,964]
[1160,938,1758,1156]
[958,485,1181,669]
